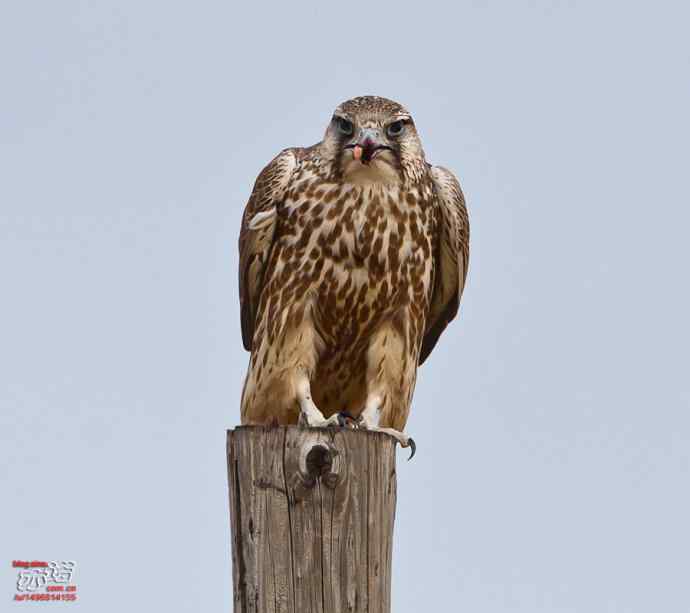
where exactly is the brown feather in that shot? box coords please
[238,148,298,350]
[419,166,470,364]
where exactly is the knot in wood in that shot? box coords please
[306,444,331,477]
[303,443,339,489]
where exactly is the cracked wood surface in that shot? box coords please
[227,426,397,613]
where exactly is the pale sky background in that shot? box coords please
[2,1,689,611]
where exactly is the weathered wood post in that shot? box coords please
[227,425,398,613]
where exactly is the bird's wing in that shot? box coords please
[239,149,298,351]
[419,166,470,364]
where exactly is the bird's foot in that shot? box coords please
[298,410,359,429]
[298,408,343,428]
[335,411,358,427]
[356,418,416,460]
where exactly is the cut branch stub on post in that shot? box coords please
[227,426,398,613]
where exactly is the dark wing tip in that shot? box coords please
[418,297,459,365]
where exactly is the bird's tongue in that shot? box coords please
[353,144,374,165]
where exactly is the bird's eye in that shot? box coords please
[335,117,354,136]
[386,120,405,137]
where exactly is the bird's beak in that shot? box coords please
[349,127,390,165]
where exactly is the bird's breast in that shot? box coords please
[281,180,433,266]
[272,173,436,337]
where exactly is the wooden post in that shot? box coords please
[227,425,398,613]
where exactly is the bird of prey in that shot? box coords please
[238,96,469,455]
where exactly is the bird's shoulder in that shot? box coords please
[429,164,468,232]
[429,165,464,203]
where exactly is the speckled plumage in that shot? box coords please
[238,96,469,439]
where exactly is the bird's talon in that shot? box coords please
[407,437,416,461]
[336,411,357,428]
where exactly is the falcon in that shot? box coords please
[238,96,469,457]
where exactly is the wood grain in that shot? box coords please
[227,426,397,613]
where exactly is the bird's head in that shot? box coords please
[323,96,426,185]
